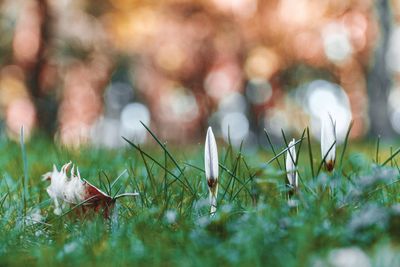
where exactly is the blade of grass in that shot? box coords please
[375,135,381,164]
[0,193,8,210]
[114,192,139,200]
[138,147,158,198]
[339,120,353,169]
[163,148,168,204]
[390,147,393,167]
[264,128,283,170]
[316,141,337,175]
[123,137,192,193]
[110,169,128,190]
[231,175,254,201]
[241,156,258,205]
[184,162,205,173]
[229,142,245,200]
[101,171,112,196]
[97,172,108,196]
[20,126,29,218]
[43,195,106,226]
[229,153,243,201]
[265,138,303,166]
[296,129,306,165]
[219,163,252,197]
[381,146,400,166]
[128,164,146,208]
[221,154,240,201]
[306,127,315,178]
[140,122,194,194]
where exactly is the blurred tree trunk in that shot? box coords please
[367,0,396,138]
[29,0,58,136]
[30,0,48,99]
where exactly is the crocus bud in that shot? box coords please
[321,114,336,172]
[286,139,298,189]
[204,127,218,215]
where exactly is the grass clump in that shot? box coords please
[0,127,399,267]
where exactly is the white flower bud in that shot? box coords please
[204,127,219,215]
[321,114,336,171]
[286,139,298,188]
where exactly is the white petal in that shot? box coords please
[204,127,219,181]
[210,185,218,215]
[63,176,85,204]
[47,164,67,201]
[53,198,62,215]
[286,139,298,187]
[54,207,62,216]
[70,165,75,178]
[45,162,81,209]
[210,201,217,215]
[321,113,336,163]
[77,168,82,180]
[42,172,52,181]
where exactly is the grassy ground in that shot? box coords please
[0,129,400,267]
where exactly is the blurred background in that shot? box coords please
[0,0,399,148]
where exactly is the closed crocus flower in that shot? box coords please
[204,127,218,215]
[286,139,298,190]
[321,114,336,172]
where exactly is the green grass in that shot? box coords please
[0,129,400,267]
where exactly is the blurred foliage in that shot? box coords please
[0,0,399,147]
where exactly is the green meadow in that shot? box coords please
[0,128,399,267]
